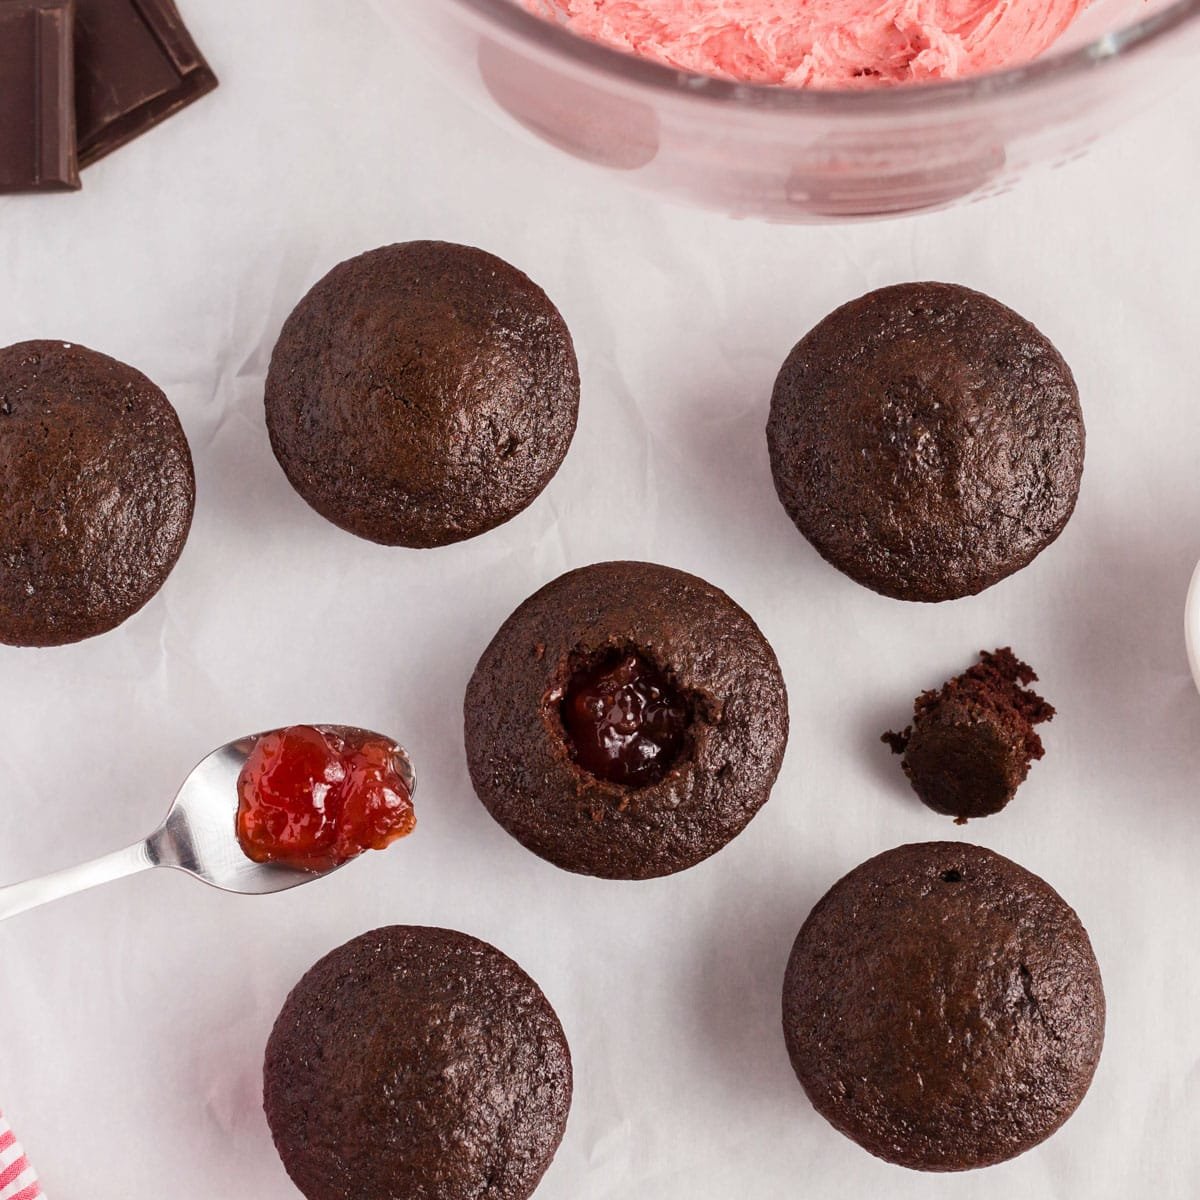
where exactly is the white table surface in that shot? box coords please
[3,3,1200,1196]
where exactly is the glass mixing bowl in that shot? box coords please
[382,0,1200,221]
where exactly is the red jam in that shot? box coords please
[236,725,415,871]
[562,651,689,787]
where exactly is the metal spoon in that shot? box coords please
[0,726,415,922]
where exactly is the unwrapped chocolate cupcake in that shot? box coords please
[767,282,1084,602]
[465,561,789,879]
[0,340,195,647]
[783,842,1105,1171]
[265,241,579,548]
[264,926,572,1200]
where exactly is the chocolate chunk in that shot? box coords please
[0,0,80,195]
[75,0,217,168]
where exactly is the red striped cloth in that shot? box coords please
[0,1113,42,1200]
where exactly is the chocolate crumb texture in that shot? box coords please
[883,648,1053,821]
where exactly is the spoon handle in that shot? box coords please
[0,841,154,922]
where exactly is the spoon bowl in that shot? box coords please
[0,726,416,920]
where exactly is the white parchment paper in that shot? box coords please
[1,3,1199,1196]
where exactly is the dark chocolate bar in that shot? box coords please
[0,0,81,194]
[75,0,218,168]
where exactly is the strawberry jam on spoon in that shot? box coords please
[236,725,415,871]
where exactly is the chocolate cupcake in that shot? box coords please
[264,926,572,1200]
[0,340,195,647]
[264,241,579,548]
[783,842,1105,1172]
[766,283,1084,602]
[464,561,788,880]
[883,648,1054,821]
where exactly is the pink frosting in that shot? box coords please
[523,0,1085,87]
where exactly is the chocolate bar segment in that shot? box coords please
[0,0,81,194]
[75,0,218,168]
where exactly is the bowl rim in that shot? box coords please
[1184,559,1200,694]
[444,0,1200,112]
